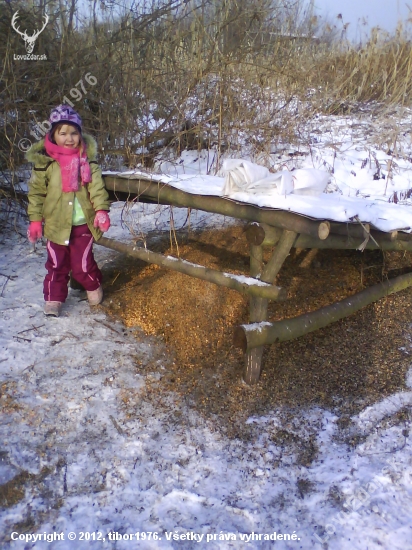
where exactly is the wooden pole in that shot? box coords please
[329,221,371,240]
[329,222,397,242]
[96,236,287,301]
[243,230,298,384]
[244,223,412,251]
[245,243,265,385]
[291,233,412,251]
[234,270,412,352]
[103,176,331,239]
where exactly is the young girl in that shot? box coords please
[26,105,111,317]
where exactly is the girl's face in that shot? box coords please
[53,124,80,148]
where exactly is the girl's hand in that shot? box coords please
[27,221,43,243]
[93,210,110,232]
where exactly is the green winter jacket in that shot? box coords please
[26,134,110,246]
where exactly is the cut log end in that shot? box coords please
[245,223,266,246]
[318,221,330,240]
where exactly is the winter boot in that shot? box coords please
[87,286,103,306]
[44,301,62,317]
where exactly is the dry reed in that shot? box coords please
[1,0,411,224]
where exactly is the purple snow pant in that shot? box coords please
[44,224,102,303]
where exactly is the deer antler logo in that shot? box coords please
[11,11,49,54]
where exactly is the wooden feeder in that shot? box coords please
[101,174,412,385]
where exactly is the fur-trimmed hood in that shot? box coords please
[25,133,98,165]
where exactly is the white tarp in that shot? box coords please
[221,159,330,197]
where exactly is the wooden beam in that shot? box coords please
[97,236,287,301]
[396,231,412,242]
[293,233,412,251]
[329,221,371,240]
[234,270,412,352]
[244,223,412,251]
[103,176,331,239]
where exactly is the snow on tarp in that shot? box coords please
[220,159,330,197]
[103,161,412,234]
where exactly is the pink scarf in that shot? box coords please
[45,133,92,192]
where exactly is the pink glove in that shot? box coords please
[27,221,43,243]
[93,210,110,232]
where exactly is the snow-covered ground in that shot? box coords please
[1,109,412,549]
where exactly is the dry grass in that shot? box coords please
[304,26,412,108]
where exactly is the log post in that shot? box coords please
[245,243,265,385]
[261,230,298,282]
[243,230,298,385]
[234,270,412,352]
